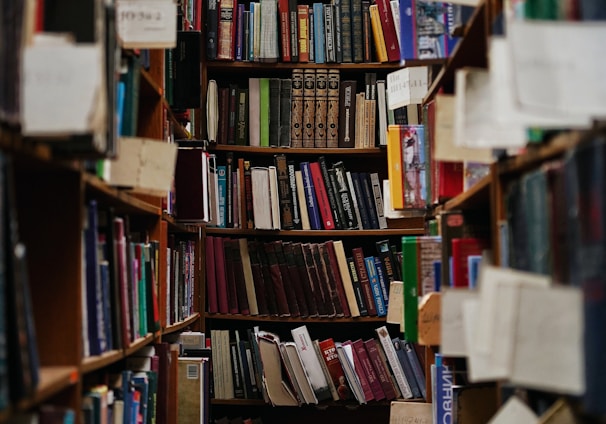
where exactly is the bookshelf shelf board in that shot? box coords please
[163,312,201,335]
[124,334,156,357]
[83,173,162,216]
[140,69,163,98]
[204,227,425,237]
[498,131,583,176]
[160,97,191,140]
[16,366,79,411]
[443,172,492,211]
[205,144,386,156]
[205,312,387,324]
[163,212,202,234]
[210,398,395,407]
[81,349,123,374]
[424,0,488,103]
[206,60,444,72]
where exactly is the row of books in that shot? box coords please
[211,325,426,405]
[208,69,420,149]
[82,201,197,359]
[206,236,403,318]
[206,0,465,64]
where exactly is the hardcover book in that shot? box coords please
[326,69,340,148]
[338,80,357,148]
[302,69,316,148]
[291,325,332,402]
[314,69,328,148]
[291,69,305,148]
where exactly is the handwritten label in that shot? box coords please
[386,67,428,109]
[389,401,433,424]
[418,292,441,346]
[116,0,177,49]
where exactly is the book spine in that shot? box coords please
[347,256,369,316]
[401,236,419,342]
[300,162,323,230]
[268,78,281,147]
[387,125,404,210]
[283,243,310,317]
[292,243,319,316]
[302,243,329,317]
[363,338,398,400]
[364,256,387,316]
[373,256,390,304]
[314,69,328,148]
[346,171,364,229]
[338,80,357,148]
[375,326,413,399]
[263,242,291,316]
[217,0,235,60]
[235,3,245,61]
[368,4,388,62]
[246,240,271,316]
[332,161,358,229]
[259,78,270,147]
[404,340,426,399]
[351,247,377,316]
[332,2,343,63]
[312,3,326,63]
[297,5,310,62]
[318,242,344,317]
[279,78,292,147]
[290,69,305,148]
[375,0,400,62]
[359,172,379,229]
[213,237,229,314]
[351,0,364,62]
[323,4,336,63]
[291,325,332,402]
[274,154,295,229]
[370,172,388,229]
[295,170,312,230]
[206,0,219,59]
[272,241,301,317]
[309,162,336,230]
[287,161,302,229]
[278,0,292,62]
[361,1,373,62]
[289,0,299,61]
[353,339,385,401]
[235,88,248,145]
[302,69,316,148]
[243,161,254,229]
[326,69,340,148]
[227,84,238,145]
[392,337,421,398]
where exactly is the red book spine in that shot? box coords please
[353,339,386,401]
[206,235,218,313]
[451,237,485,288]
[363,338,398,400]
[351,247,377,316]
[346,340,374,401]
[214,236,230,313]
[319,338,351,400]
[309,162,335,230]
[325,240,351,317]
[374,0,400,62]
[278,0,292,61]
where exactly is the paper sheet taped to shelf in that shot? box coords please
[116,0,177,49]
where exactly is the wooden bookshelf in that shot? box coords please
[204,226,426,237]
[16,366,79,411]
[205,313,387,324]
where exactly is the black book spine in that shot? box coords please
[318,156,344,229]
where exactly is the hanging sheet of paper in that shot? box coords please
[386,67,428,109]
[22,37,105,136]
[117,0,177,49]
[509,20,606,120]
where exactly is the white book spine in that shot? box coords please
[375,326,413,398]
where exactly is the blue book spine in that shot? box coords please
[85,200,104,356]
[249,3,255,61]
[404,340,426,399]
[398,0,416,60]
[432,260,441,291]
[364,256,387,316]
[116,81,126,136]
[99,261,113,352]
[415,125,427,205]
[217,165,227,228]
[132,375,149,424]
[235,3,245,61]
[392,337,421,398]
[313,3,326,63]
[373,256,389,303]
[435,353,453,424]
[300,162,323,230]
[467,255,482,288]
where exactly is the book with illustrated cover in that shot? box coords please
[290,70,304,147]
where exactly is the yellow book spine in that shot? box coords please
[387,125,404,210]
[369,4,388,63]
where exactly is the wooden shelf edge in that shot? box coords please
[16,366,79,411]
[211,398,402,407]
[442,172,492,211]
[124,334,156,357]
[163,313,201,335]
[163,213,202,234]
[81,350,124,374]
[83,173,162,216]
[206,61,426,71]
[498,131,583,176]
[205,313,387,323]
[202,144,386,156]
[204,227,424,237]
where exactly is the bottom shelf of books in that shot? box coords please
[204,320,428,424]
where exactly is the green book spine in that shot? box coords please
[401,236,418,342]
[259,78,270,147]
